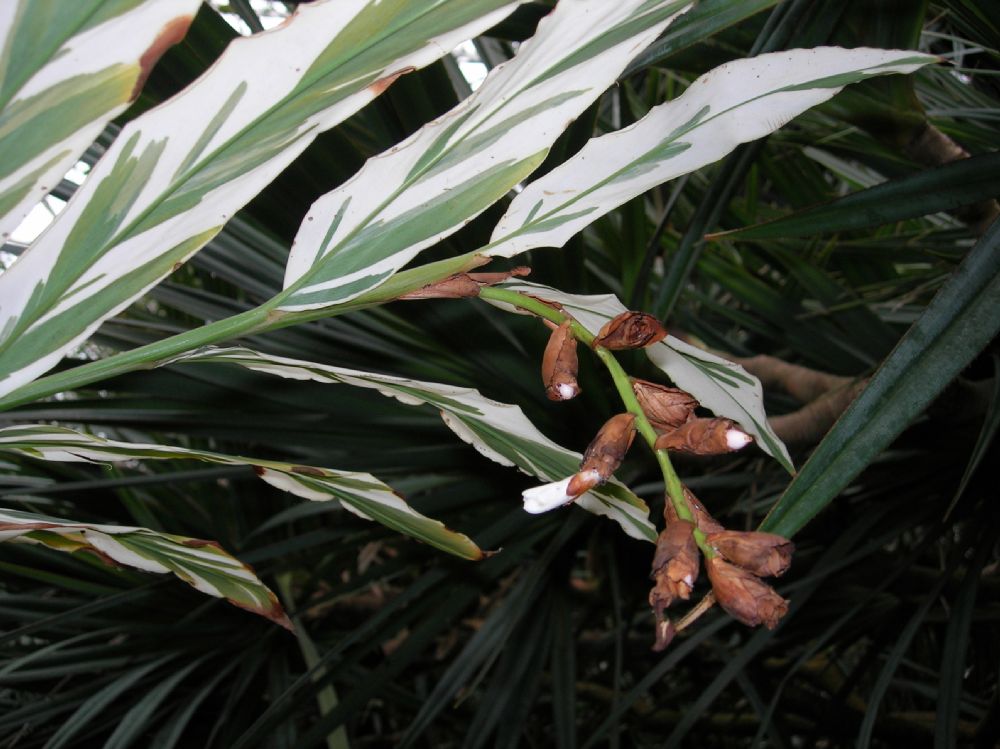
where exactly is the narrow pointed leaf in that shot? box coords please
[711,151,1000,240]
[0,423,482,560]
[760,217,1000,538]
[0,506,292,629]
[163,346,658,542]
[489,281,794,472]
[0,0,524,398]
[0,0,201,237]
[486,47,936,259]
[277,0,691,312]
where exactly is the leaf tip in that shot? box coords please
[133,15,195,100]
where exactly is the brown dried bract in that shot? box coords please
[654,417,752,455]
[707,531,794,578]
[651,614,676,652]
[565,468,602,497]
[399,266,531,299]
[579,413,636,481]
[466,266,531,285]
[398,273,481,299]
[649,520,699,611]
[664,486,725,534]
[592,312,667,350]
[706,556,789,629]
[542,320,580,401]
[632,379,699,431]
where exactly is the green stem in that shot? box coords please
[479,286,712,555]
[0,306,275,412]
[0,253,488,413]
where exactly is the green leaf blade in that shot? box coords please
[761,217,1000,537]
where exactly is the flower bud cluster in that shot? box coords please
[517,300,791,642]
[649,483,793,645]
[632,379,755,457]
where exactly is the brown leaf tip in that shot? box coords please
[134,15,194,100]
[369,66,415,96]
[593,312,667,350]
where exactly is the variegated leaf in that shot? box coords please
[162,346,658,543]
[276,0,691,312]
[0,506,293,630]
[0,0,524,398]
[485,47,937,258]
[0,423,482,559]
[487,281,796,473]
[0,0,200,238]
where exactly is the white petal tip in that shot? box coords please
[522,476,576,514]
[726,429,753,450]
[556,383,578,400]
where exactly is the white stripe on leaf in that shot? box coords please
[486,47,936,258]
[0,0,202,237]
[278,0,691,311]
[0,424,483,559]
[0,507,290,628]
[0,0,524,398]
[163,346,658,542]
[487,281,796,473]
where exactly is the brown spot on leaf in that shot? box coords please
[180,538,224,550]
[132,15,194,101]
[290,465,325,477]
[252,466,266,476]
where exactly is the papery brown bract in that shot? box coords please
[706,556,789,629]
[632,379,698,431]
[398,273,481,299]
[579,413,636,481]
[399,266,531,299]
[542,320,580,401]
[466,266,531,284]
[592,311,667,349]
[651,614,676,652]
[565,468,602,498]
[664,486,725,534]
[707,530,794,577]
[649,519,699,609]
[654,417,752,455]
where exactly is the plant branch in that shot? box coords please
[478,286,712,555]
[0,253,488,413]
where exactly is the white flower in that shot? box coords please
[725,428,753,450]
[522,476,577,514]
[521,469,601,514]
